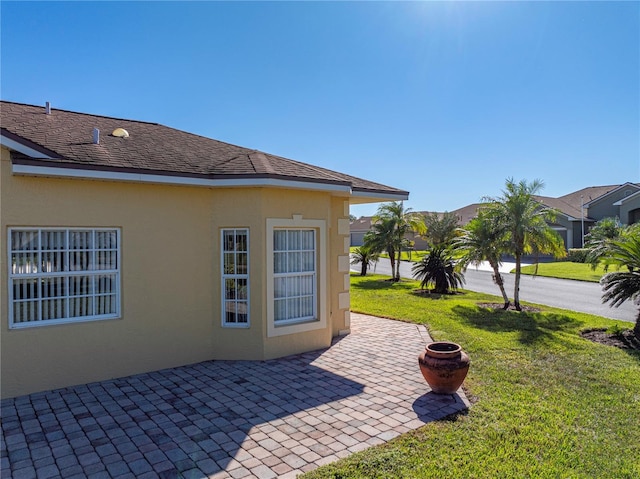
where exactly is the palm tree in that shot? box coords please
[483,178,566,311]
[422,211,460,248]
[364,217,398,280]
[599,234,640,339]
[365,202,425,281]
[585,217,623,270]
[455,211,511,308]
[350,245,379,276]
[411,245,465,294]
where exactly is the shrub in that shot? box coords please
[566,248,589,263]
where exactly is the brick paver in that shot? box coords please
[1,314,469,478]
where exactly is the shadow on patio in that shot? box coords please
[1,314,469,478]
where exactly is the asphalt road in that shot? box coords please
[357,259,637,323]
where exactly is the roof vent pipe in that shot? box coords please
[93,128,100,145]
[45,102,51,114]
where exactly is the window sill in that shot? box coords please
[268,317,325,337]
[9,314,120,330]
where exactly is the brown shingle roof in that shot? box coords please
[533,195,585,219]
[0,101,408,198]
[535,184,640,220]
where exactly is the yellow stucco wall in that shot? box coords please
[0,147,351,398]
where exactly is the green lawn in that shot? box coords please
[378,250,429,262]
[517,262,607,282]
[302,274,640,479]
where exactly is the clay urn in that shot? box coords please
[418,341,470,394]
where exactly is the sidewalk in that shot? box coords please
[471,261,519,274]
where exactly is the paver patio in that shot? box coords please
[1,313,470,479]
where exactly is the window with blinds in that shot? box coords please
[221,228,249,327]
[273,229,316,324]
[8,228,120,328]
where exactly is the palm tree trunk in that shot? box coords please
[634,312,640,340]
[490,261,510,309]
[388,248,397,282]
[514,252,522,311]
[395,250,401,281]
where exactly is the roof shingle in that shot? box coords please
[0,101,408,198]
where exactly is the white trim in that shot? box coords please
[266,217,327,338]
[11,163,353,193]
[613,190,640,205]
[10,159,410,201]
[220,228,250,328]
[8,227,121,329]
[0,136,54,159]
[351,190,409,201]
[583,183,640,207]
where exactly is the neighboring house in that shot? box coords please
[615,189,640,225]
[351,185,640,252]
[350,203,483,250]
[533,183,640,249]
[349,216,372,247]
[0,100,408,399]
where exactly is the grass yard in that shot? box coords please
[302,274,640,479]
[378,250,429,262]
[517,262,607,282]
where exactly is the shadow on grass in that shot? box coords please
[451,305,584,345]
[350,276,466,295]
[412,392,469,423]
[350,277,416,291]
[409,290,467,300]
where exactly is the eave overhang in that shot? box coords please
[0,129,56,159]
[3,129,409,202]
[350,189,409,204]
[11,160,355,194]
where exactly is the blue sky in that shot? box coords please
[1,1,638,217]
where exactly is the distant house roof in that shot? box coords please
[416,204,484,226]
[350,216,373,232]
[614,189,640,206]
[450,203,483,225]
[533,195,586,220]
[580,182,640,207]
[0,101,408,202]
[350,184,640,236]
[557,185,625,208]
[535,183,640,221]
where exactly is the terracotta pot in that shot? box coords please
[418,341,470,394]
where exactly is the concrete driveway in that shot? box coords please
[1,314,469,479]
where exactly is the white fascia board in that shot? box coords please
[584,183,640,207]
[613,190,640,206]
[351,190,409,202]
[0,135,54,159]
[11,163,353,193]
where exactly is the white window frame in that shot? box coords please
[8,227,121,329]
[266,216,326,338]
[221,228,250,328]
